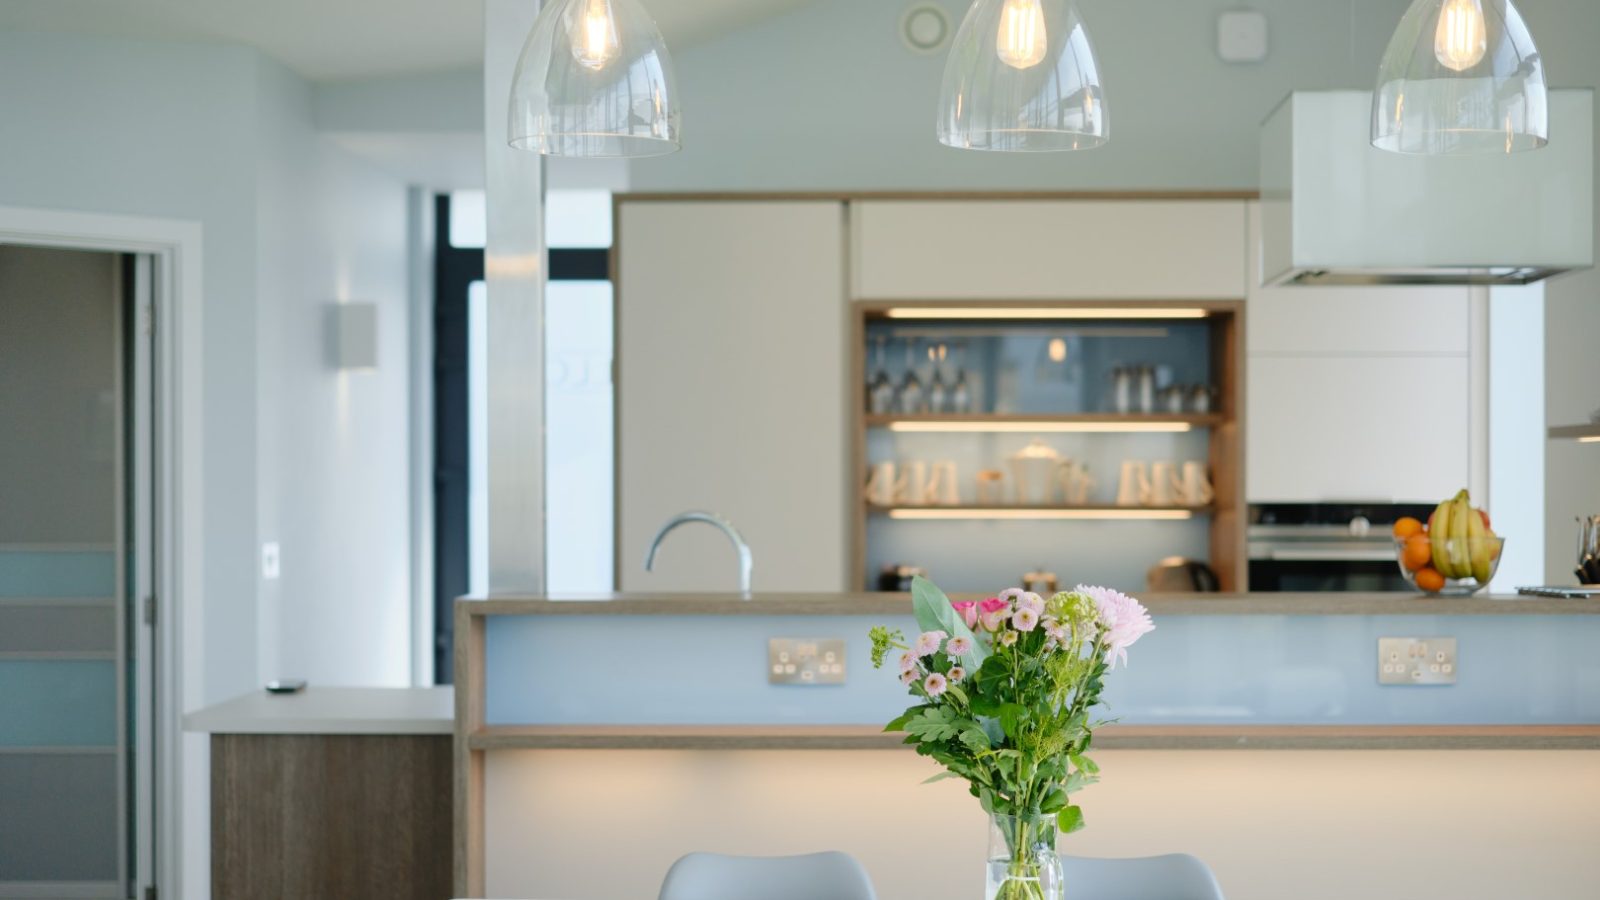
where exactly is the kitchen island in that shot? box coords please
[455,591,1600,898]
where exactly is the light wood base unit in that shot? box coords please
[211,734,452,900]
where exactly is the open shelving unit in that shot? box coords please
[850,300,1246,591]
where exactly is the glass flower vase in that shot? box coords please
[986,812,1063,900]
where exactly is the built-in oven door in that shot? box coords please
[1248,555,1412,592]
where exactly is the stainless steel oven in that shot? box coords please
[1248,503,1435,592]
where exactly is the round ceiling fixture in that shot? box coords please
[902,3,952,54]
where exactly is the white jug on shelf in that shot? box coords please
[927,460,961,506]
[1056,460,1097,506]
[1176,461,1215,506]
[865,462,900,507]
[1116,461,1152,507]
[1149,461,1180,507]
[899,460,933,505]
[1008,439,1062,506]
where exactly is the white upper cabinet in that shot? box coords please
[616,200,848,592]
[851,200,1248,300]
[1247,355,1472,503]
[1247,205,1472,355]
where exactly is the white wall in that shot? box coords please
[488,749,1600,900]
[0,31,263,705]
[255,56,415,687]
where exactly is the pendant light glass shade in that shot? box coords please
[508,0,680,158]
[937,0,1107,152]
[1372,0,1548,155]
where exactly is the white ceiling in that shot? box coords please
[0,0,820,82]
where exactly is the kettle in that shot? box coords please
[1145,557,1220,593]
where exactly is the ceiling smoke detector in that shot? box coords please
[901,3,951,54]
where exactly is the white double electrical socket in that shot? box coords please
[768,638,846,685]
[1378,637,1457,685]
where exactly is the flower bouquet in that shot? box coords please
[870,576,1154,900]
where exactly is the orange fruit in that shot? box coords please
[1401,534,1432,571]
[1393,517,1424,539]
[1478,509,1492,529]
[1414,567,1446,593]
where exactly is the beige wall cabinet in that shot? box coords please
[1245,204,1479,503]
[850,199,1248,300]
[616,200,849,591]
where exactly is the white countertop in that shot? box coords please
[184,686,452,735]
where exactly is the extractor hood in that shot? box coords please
[1259,90,1594,287]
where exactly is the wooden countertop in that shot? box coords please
[458,591,1600,617]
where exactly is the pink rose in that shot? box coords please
[950,600,979,628]
[978,597,1011,632]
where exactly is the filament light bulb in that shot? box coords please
[571,0,620,70]
[1434,0,1488,72]
[996,0,1048,69]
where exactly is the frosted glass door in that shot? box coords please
[0,245,131,898]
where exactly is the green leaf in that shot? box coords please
[1069,753,1100,775]
[905,707,969,742]
[884,707,921,733]
[957,725,991,753]
[921,770,963,784]
[1058,806,1086,834]
[1039,787,1069,814]
[998,703,1027,738]
[911,575,989,665]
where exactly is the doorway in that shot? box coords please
[0,244,155,899]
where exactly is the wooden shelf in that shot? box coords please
[867,504,1210,520]
[865,413,1223,433]
[466,724,1600,752]
[1548,423,1600,442]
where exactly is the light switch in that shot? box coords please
[261,542,281,580]
[1378,637,1456,685]
[768,638,846,685]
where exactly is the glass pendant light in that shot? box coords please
[936,0,1107,152]
[508,0,680,157]
[1372,0,1548,155]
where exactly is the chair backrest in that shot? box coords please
[658,851,877,900]
[1060,853,1225,900]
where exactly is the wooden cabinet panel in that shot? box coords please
[211,734,452,900]
[851,200,1247,299]
[1247,204,1472,354]
[617,201,847,591]
[1247,356,1472,502]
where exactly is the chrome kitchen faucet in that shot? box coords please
[644,511,753,596]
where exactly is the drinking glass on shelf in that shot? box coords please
[867,337,896,415]
[1136,366,1156,414]
[895,339,926,414]
[1111,366,1133,414]
[949,342,973,413]
[927,344,949,414]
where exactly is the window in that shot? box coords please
[432,190,615,680]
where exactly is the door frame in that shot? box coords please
[0,205,203,900]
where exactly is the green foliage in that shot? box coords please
[868,625,906,669]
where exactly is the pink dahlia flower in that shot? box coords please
[914,630,948,657]
[923,672,948,698]
[1078,584,1155,668]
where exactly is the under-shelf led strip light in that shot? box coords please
[886,420,1193,433]
[887,508,1196,521]
[882,308,1211,320]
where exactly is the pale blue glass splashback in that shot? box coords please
[484,613,1600,727]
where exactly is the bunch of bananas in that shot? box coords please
[1427,489,1498,584]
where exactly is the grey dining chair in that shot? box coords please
[657,850,878,900]
[1060,853,1225,900]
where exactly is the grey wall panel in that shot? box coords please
[0,753,118,882]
